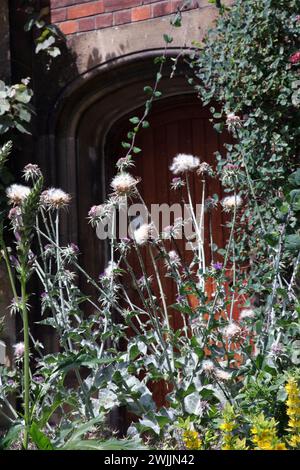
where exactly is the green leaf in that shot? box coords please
[154,56,166,65]
[48,47,61,58]
[213,122,224,133]
[29,422,54,450]
[144,86,153,94]
[133,147,142,154]
[276,387,287,402]
[171,12,182,27]
[285,234,300,252]
[15,122,31,134]
[121,141,131,149]
[71,416,105,441]
[163,34,173,44]
[35,35,56,54]
[129,116,140,125]
[183,392,203,415]
[62,437,145,450]
[0,98,10,115]
[38,395,65,428]
[138,417,160,435]
[290,189,300,211]
[129,344,140,360]
[0,424,23,450]
[263,231,279,247]
[288,169,300,187]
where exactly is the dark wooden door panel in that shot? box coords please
[104,95,229,327]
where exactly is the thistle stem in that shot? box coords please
[21,274,30,450]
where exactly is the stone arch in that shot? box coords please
[50,49,196,276]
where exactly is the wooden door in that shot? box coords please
[104,95,234,412]
[107,94,229,325]
[74,93,241,419]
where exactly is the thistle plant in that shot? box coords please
[0,160,145,449]
[86,151,259,437]
[0,168,42,448]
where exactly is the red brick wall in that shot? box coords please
[50,0,199,35]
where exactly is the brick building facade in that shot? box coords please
[50,0,199,35]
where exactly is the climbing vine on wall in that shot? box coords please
[189,0,300,301]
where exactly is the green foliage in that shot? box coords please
[190,0,300,321]
[24,2,61,58]
[0,141,13,218]
[0,80,33,135]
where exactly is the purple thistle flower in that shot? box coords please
[212,262,223,271]
[33,375,44,384]
[70,243,79,254]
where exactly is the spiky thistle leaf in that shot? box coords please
[0,141,12,171]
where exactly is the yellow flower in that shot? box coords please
[219,404,247,450]
[250,413,285,450]
[289,435,300,448]
[274,443,287,450]
[222,444,232,450]
[285,376,300,448]
[258,441,273,450]
[220,422,235,432]
[182,430,202,450]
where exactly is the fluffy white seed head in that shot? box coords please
[202,360,215,376]
[168,250,181,264]
[41,188,71,209]
[170,153,200,175]
[222,194,243,212]
[165,250,181,270]
[6,184,31,205]
[13,342,25,358]
[240,308,255,320]
[133,223,152,246]
[111,172,138,195]
[215,369,232,381]
[222,322,242,341]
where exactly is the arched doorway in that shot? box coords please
[106,93,227,258]
[74,93,228,312]
[52,55,231,418]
